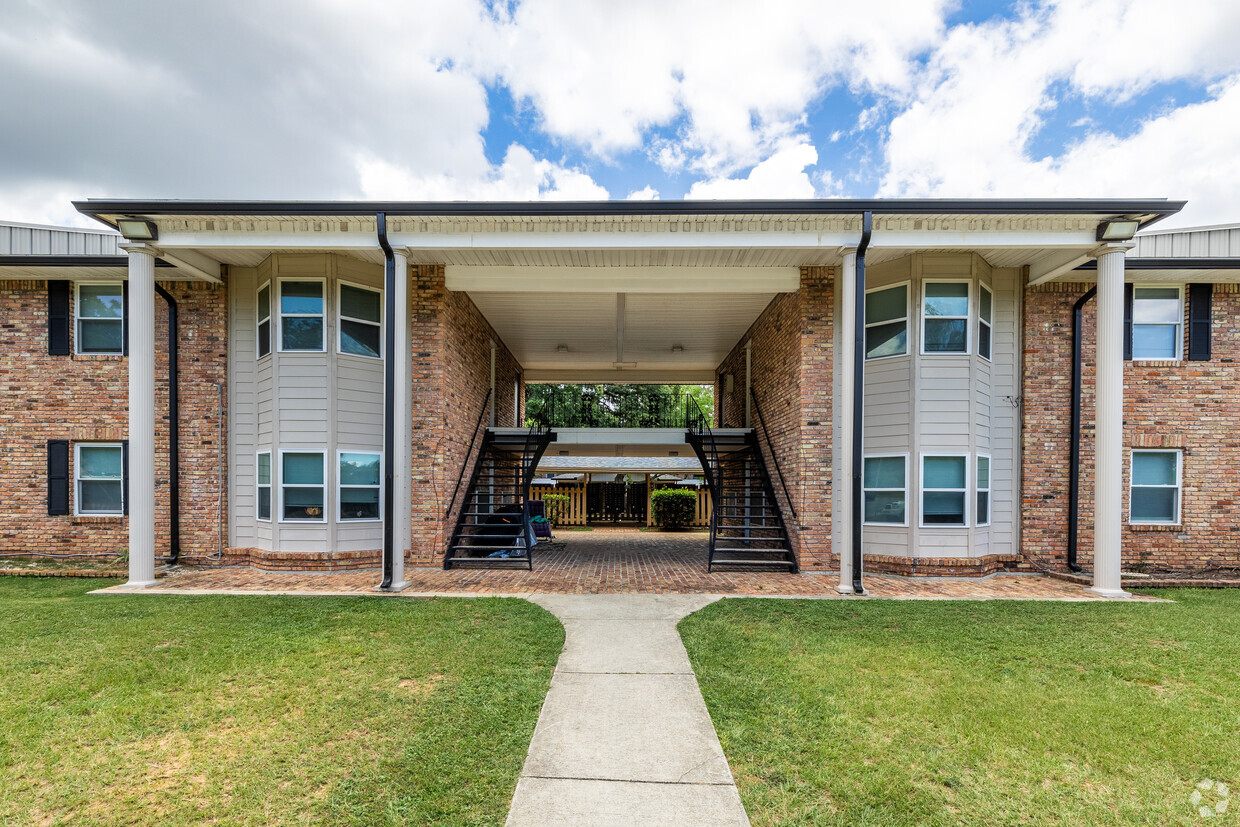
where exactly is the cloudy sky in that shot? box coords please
[3,0,1238,229]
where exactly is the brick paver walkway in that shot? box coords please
[124,529,1159,601]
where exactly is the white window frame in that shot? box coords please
[256,280,272,359]
[919,453,970,528]
[256,450,272,522]
[74,282,125,356]
[74,442,124,516]
[276,278,327,353]
[1129,449,1182,525]
[336,280,383,360]
[278,450,327,523]
[337,449,383,523]
[864,281,910,361]
[976,453,992,527]
[978,283,993,361]
[1132,284,1184,362]
[862,453,909,527]
[920,279,972,356]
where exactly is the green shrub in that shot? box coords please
[651,487,698,529]
[540,493,571,527]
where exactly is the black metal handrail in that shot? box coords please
[686,393,720,555]
[525,391,690,429]
[444,389,493,519]
[748,388,798,522]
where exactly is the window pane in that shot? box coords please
[977,456,990,489]
[924,283,968,317]
[258,284,270,320]
[78,285,124,318]
[980,287,993,322]
[340,487,380,520]
[283,487,324,520]
[1132,452,1177,486]
[978,322,992,359]
[924,456,966,489]
[341,284,381,322]
[924,319,967,353]
[864,491,905,523]
[282,317,323,351]
[283,453,323,485]
[257,453,271,485]
[340,320,381,358]
[1134,289,1181,323]
[1133,324,1177,359]
[79,445,122,478]
[865,321,907,359]
[280,281,323,314]
[976,492,990,525]
[923,491,965,523]
[865,285,906,325]
[1132,488,1176,523]
[79,319,123,353]
[258,319,271,357]
[80,480,123,513]
[258,487,271,520]
[865,457,905,489]
[340,453,380,486]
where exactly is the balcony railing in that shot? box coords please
[525,392,701,429]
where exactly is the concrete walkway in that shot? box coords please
[506,594,749,826]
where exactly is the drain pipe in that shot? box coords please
[153,283,180,564]
[851,211,872,594]
[377,213,396,590]
[1066,286,1097,572]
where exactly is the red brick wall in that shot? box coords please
[0,279,227,561]
[1022,281,1240,573]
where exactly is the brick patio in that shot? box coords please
[106,529,1162,601]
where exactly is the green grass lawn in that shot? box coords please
[0,579,563,826]
[680,591,1240,826]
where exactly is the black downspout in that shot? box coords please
[1066,286,1096,573]
[377,213,396,590]
[851,211,872,594]
[153,283,180,565]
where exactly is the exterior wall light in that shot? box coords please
[116,218,159,241]
[1096,219,1140,241]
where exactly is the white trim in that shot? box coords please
[276,277,327,353]
[256,450,272,522]
[978,283,994,362]
[975,453,992,527]
[336,280,383,360]
[862,452,909,527]
[1129,448,1182,525]
[278,449,327,522]
[337,449,383,522]
[74,281,125,356]
[919,453,970,528]
[256,280,272,360]
[920,279,972,356]
[1131,284,1184,362]
[864,281,910,361]
[74,442,124,516]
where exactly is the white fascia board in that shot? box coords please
[871,230,1098,248]
[446,265,799,293]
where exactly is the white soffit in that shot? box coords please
[446,265,799,293]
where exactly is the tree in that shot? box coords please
[526,383,715,428]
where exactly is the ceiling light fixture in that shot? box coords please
[556,344,568,353]
[671,344,684,353]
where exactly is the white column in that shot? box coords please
[1090,243,1132,597]
[391,250,412,587]
[834,250,857,594]
[122,243,157,588]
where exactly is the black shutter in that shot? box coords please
[48,440,70,515]
[1123,282,1134,361]
[1188,283,1213,361]
[122,439,130,516]
[48,281,71,355]
[122,280,129,356]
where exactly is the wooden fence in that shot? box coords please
[530,478,711,527]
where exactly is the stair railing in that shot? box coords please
[444,389,493,520]
[686,393,721,556]
[748,387,798,522]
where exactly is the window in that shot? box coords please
[863,455,907,525]
[257,281,271,358]
[75,443,123,515]
[1133,286,1182,360]
[256,451,271,521]
[339,451,381,520]
[921,455,967,526]
[76,283,124,354]
[1130,450,1181,524]
[922,281,970,354]
[865,284,908,359]
[338,283,382,358]
[281,452,325,521]
[976,455,991,526]
[278,280,325,352]
[978,285,993,360]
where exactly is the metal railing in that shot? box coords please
[686,393,721,554]
[748,388,798,522]
[444,389,492,520]
[524,392,691,429]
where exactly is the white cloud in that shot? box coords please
[686,142,818,199]
[626,186,660,200]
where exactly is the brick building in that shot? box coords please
[2,200,1236,597]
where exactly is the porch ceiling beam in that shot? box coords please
[1027,249,1095,286]
[446,266,801,293]
[156,248,223,284]
[525,369,716,383]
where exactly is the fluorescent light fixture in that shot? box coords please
[612,361,637,368]
[1096,219,1140,241]
[116,218,158,240]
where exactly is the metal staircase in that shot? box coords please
[686,398,797,572]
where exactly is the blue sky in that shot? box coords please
[1,0,1238,228]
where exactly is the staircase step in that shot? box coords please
[709,557,796,569]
